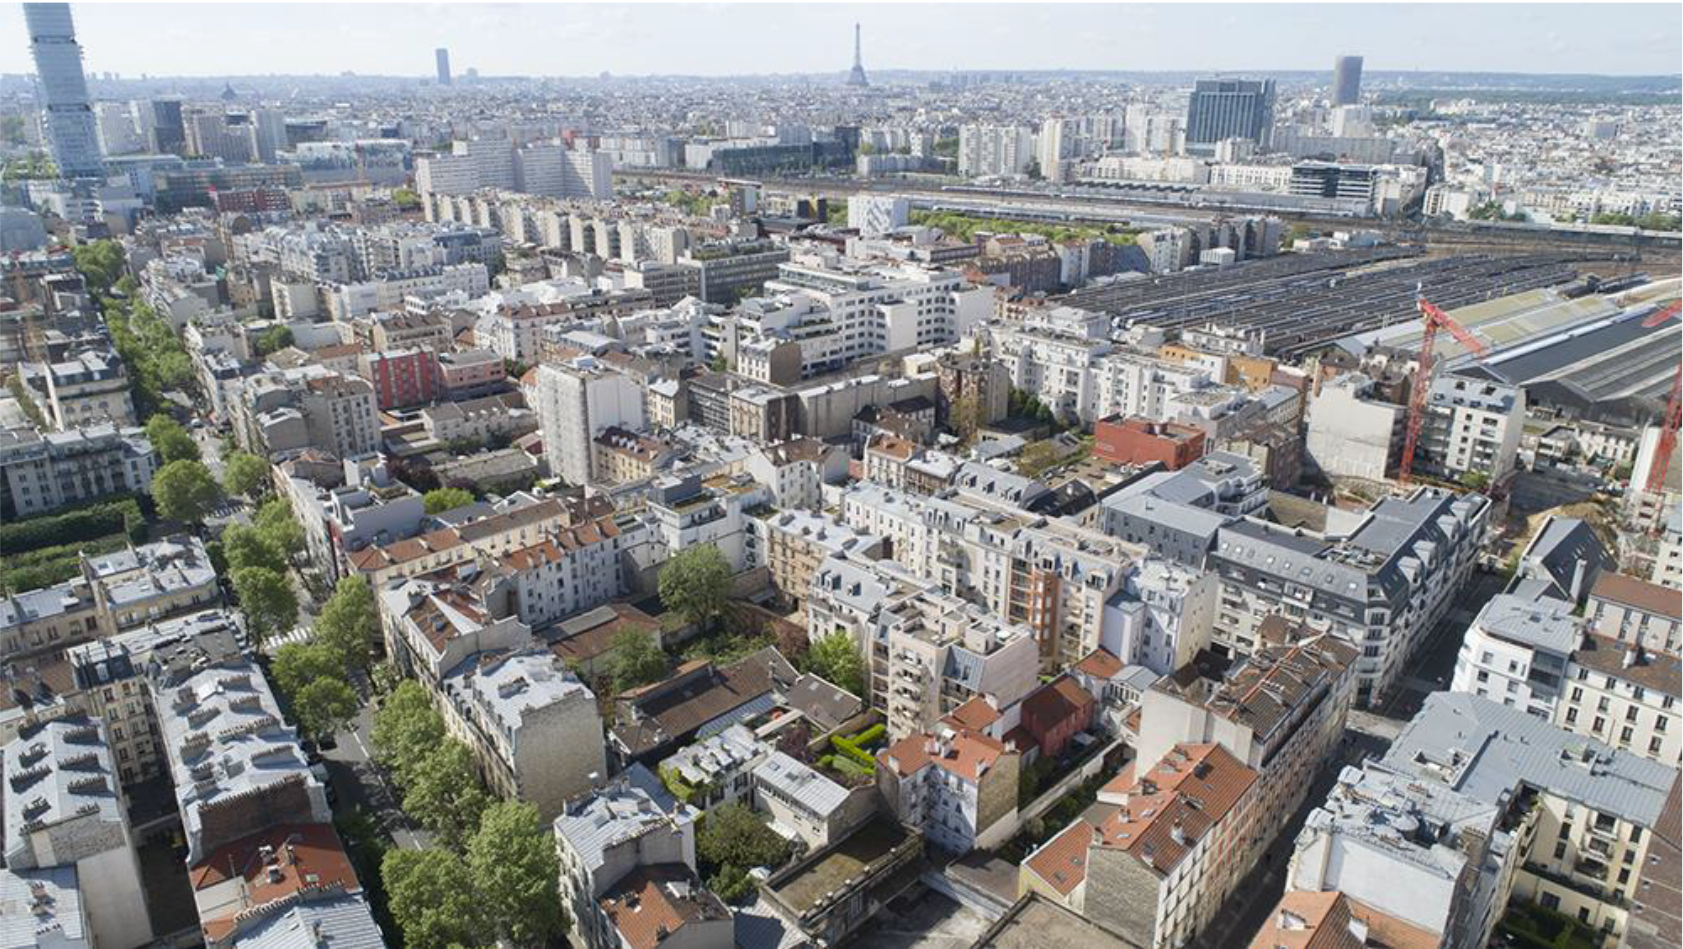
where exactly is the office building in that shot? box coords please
[1185,78,1276,150]
[23,4,104,179]
[435,47,451,85]
[1332,55,1364,106]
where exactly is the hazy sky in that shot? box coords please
[4,3,1680,79]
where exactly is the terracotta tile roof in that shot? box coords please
[1074,648,1124,679]
[882,729,1009,783]
[1247,890,1360,949]
[1345,896,1443,949]
[549,603,660,666]
[1023,818,1096,897]
[1021,675,1095,725]
[1591,572,1682,620]
[190,823,362,941]
[940,695,1002,732]
[868,433,918,461]
[599,864,731,949]
[1093,743,1257,878]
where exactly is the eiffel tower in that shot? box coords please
[847,23,869,87]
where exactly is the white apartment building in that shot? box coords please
[958,124,1035,177]
[414,138,516,194]
[1416,371,1526,485]
[1093,351,1217,426]
[1101,558,1219,675]
[439,647,606,823]
[880,726,1021,853]
[728,258,992,379]
[847,195,911,237]
[1304,373,1403,481]
[1555,633,1680,767]
[992,306,1114,422]
[325,262,489,320]
[1451,594,1581,718]
[535,357,647,486]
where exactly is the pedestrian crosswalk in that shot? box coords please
[263,624,315,655]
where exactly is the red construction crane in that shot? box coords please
[1400,298,1488,484]
[1649,372,1681,495]
[1642,299,1683,329]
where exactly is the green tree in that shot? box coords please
[231,566,298,643]
[371,682,447,787]
[221,524,287,574]
[293,677,359,741]
[382,848,485,949]
[610,628,669,693]
[804,629,865,696]
[403,741,489,849]
[467,802,568,946]
[316,575,378,672]
[392,187,423,210]
[254,325,295,358]
[658,545,731,632]
[423,486,475,514]
[222,451,270,500]
[151,459,222,524]
[697,803,792,899]
[71,240,125,296]
[143,415,200,464]
[270,640,346,698]
[254,497,305,560]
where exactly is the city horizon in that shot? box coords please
[2,2,1680,80]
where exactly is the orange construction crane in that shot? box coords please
[1642,299,1683,329]
[1400,298,1488,484]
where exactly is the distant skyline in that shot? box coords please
[4,3,1680,80]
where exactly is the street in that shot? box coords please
[321,694,431,851]
[1198,566,1505,945]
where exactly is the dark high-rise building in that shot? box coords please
[1185,78,1277,149]
[435,47,452,85]
[149,98,186,155]
[1332,55,1363,106]
[23,3,104,178]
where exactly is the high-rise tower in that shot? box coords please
[847,23,869,88]
[1332,55,1363,106]
[23,3,104,179]
[436,47,452,86]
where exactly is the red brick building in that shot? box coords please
[1012,675,1096,761]
[359,348,443,409]
[1094,416,1207,470]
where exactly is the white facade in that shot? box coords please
[535,359,647,486]
[958,124,1035,177]
[1304,373,1402,481]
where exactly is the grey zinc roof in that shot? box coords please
[0,865,83,949]
[230,893,386,949]
[662,725,764,788]
[1382,692,1677,829]
[444,648,593,743]
[1517,516,1614,602]
[753,751,849,818]
[0,581,89,632]
[1473,595,1583,655]
[554,763,693,878]
[152,659,322,860]
[2,717,121,865]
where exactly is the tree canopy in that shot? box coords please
[230,566,298,643]
[253,325,295,358]
[400,740,489,850]
[315,575,378,672]
[659,545,732,631]
[610,628,669,693]
[151,459,222,524]
[696,803,794,902]
[143,415,199,464]
[381,848,486,949]
[221,523,287,574]
[805,629,866,697]
[466,802,567,947]
[422,486,475,514]
[292,677,359,741]
[71,240,125,295]
[222,451,270,500]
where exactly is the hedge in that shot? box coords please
[0,534,130,594]
[0,497,145,555]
